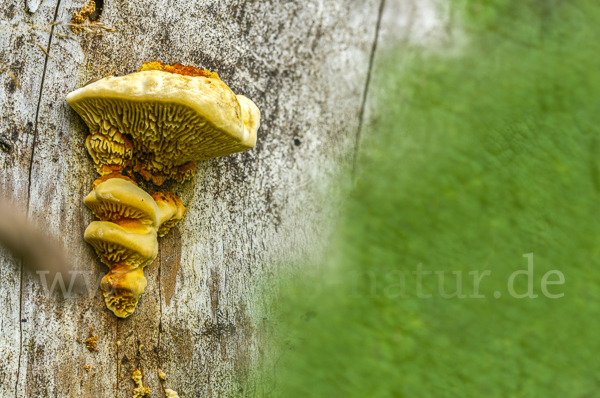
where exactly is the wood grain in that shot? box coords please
[0,0,385,395]
[0,0,62,396]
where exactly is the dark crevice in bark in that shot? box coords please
[116,320,120,397]
[352,0,387,177]
[14,258,24,398]
[26,0,60,211]
[16,0,62,396]
[157,251,164,386]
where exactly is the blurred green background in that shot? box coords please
[269,0,600,396]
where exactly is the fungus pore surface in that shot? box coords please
[132,369,151,398]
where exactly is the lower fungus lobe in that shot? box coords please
[89,202,147,223]
[89,238,144,268]
[83,176,184,318]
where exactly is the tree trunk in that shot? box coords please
[0,0,385,396]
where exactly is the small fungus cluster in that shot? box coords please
[71,1,97,34]
[67,62,260,317]
[84,327,99,352]
[131,369,151,398]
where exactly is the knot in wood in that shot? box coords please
[0,134,13,153]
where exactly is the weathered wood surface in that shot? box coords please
[0,1,63,396]
[358,0,455,160]
[0,0,385,396]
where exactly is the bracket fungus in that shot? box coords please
[67,61,260,317]
[84,175,184,317]
[67,60,260,185]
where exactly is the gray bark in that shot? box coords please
[0,0,385,396]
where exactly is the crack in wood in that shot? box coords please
[352,0,388,177]
[15,1,63,396]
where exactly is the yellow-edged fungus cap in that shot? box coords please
[66,62,261,185]
[84,221,158,268]
[84,177,160,227]
[151,192,186,237]
[101,266,148,318]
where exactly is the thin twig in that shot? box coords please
[0,21,116,37]
[0,61,21,89]
[36,42,52,58]
[62,21,117,34]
